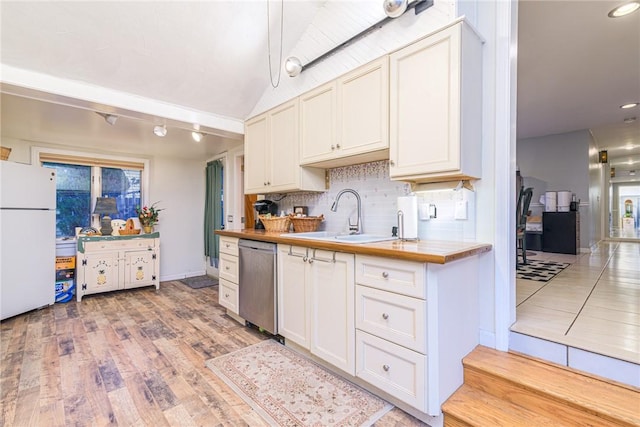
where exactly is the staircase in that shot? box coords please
[442,345,640,426]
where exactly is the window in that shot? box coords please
[35,149,148,238]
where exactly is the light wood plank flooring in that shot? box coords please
[513,241,640,364]
[1,281,424,426]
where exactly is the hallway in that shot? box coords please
[512,241,639,377]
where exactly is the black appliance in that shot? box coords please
[253,200,278,229]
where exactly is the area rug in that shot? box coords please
[180,275,218,289]
[517,260,570,282]
[205,340,393,426]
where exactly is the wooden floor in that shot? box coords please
[513,240,640,364]
[0,281,425,427]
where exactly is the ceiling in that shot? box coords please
[1,1,639,168]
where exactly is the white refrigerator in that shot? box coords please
[1,161,57,320]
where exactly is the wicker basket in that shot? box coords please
[1,147,11,161]
[290,214,324,232]
[259,215,291,232]
[118,228,141,235]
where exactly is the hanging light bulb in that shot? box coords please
[383,0,408,18]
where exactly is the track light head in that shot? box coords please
[285,57,303,77]
[192,131,204,142]
[383,0,408,18]
[96,112,118,125]
[153,125,167,137]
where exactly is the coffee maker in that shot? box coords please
[253,200,278,229]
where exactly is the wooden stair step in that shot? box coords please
[442,384,561,426]
[443,345,640,427]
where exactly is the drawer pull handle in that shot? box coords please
[383,364,390,372]
[382,313,389,320]
[382,271,389,279]
[307,258,314,264]
[225,293,229,298]
[225,243,230,248]
[225,266,230,270]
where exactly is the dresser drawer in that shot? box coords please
[356,285,426,353]
[219,236,239,256]
[355,255,425,299]
[219,252,239,283]
[83,238,156,252]
[219,278,239,314]
[356,330,426,411]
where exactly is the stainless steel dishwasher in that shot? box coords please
[238,239,277,334]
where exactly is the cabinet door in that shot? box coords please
[269,99,300,191]
[300,82,336,164]
[389,24,462,178]
[277,246,310,349]
[123,250,157,288]
[309,250,355,375]
[338,58,389,158]
[79,252,120,295]
[244,113,269,194]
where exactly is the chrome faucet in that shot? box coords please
[331,188,362,234]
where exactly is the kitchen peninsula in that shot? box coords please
[216,228,491,422]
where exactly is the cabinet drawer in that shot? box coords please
[219,236,239,256]
[356,330,426,411]
[219,253,239,283]
[356,285,426,353]
[355,255,425,299]
[219,278,239,314]
[83,238,156,252]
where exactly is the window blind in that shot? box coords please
[38,153,145,170]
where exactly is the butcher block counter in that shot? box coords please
[216,229,491,264]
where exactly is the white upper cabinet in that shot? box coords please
[244,99,325,195]
[300,57,389,168]
[389,21,483,183]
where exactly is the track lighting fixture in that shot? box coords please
[153,125,167,137]
[96,112,118,125]
[285,0,433,78]
[192,131,204,142]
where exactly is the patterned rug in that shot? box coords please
[180,275,218,289]
[517,260,570,282]
[206,340,393,426]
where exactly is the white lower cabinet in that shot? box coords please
[355,254,479,416]
[76,235,160,301]
[218,236,240,315]
[278,245,355,375]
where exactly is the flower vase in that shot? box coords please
[143,225,153,234]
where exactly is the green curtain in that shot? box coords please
[204,160,223,267]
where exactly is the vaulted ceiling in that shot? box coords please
[1,1,638,171]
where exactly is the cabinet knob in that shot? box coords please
[267,181,271,185]
[331,145,335,150]
[308,258,314,264]
[225,266,230,270]
[382,271,389,279]
[336,143,341,149]
[225,293,229,298]
[302,256,308,262]
[225,243,230,248]
[264,182,267,186]
[382,313,389,320]
[389,160,395,166]
[383,364,390,372]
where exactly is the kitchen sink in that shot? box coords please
[281,231,396,244]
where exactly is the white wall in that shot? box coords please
[517,130,594,248]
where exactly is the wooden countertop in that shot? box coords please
[216,229,492,264]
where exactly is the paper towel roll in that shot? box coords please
[397,196,418,240]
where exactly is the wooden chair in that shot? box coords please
[516,187,533,264]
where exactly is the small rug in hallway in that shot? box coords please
[180,275,218,289]
[206,340,393,426]
[517,260,570,282]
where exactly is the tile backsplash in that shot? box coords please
[270,160,477,241]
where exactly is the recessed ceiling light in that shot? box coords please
[623,117,637,123]
[608,1,640,17]
[620,102,639,109]
[153,125,167,137]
